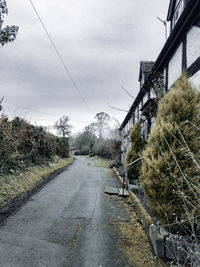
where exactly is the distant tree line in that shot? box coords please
[70,112,121,164]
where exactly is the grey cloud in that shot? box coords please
[1,0,169,133]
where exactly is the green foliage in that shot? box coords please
[93,139,111,159]
[71,130,96,155]
[140,75,200,232]
[125,122,145,181]
[0,116,69,174]
[151,72,165,102]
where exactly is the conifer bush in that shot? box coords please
[140,75,200,232]
[125,122,145,181]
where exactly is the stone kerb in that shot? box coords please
[113,167,153,234]
[149,224,200,264]
[113,168,200,264]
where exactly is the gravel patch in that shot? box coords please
[107,195,131,223]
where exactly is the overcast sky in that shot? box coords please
[0,0,169,134]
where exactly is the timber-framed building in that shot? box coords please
[120,0,200,164]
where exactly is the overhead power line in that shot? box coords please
[4,100,56,117]
[28,0,92,115]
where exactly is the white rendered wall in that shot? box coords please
[187,26,200,68]
[168,44,182,88]
[189,70,200,90]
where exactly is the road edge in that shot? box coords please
[0,157,75,225]
[113,167,153,234]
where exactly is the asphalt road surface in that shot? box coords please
[0,157,128,267]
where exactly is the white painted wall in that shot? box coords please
[187,26,200,68]
[143,92,148,103]
[168,43,182,87]
[150,87,156,98]
[189,70,200,90]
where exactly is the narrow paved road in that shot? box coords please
[0,157,128,267]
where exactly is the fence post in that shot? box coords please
[125,164,129,191]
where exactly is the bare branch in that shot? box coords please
[0,96,4,111]
[107,103,128,113]
[111,117,121,127]
[121,85,135,99]
[0,97,4,104]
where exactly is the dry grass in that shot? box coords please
[89,156,110,168]
[0,156,74,208]
[116,199,169,267]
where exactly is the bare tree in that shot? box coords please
[85,122,96,137]
[95,112,110,139]
[54,115,72,137]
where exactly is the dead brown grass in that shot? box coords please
[116,199,169,267]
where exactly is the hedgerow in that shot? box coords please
[0,116,69,174]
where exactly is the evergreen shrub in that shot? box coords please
[140,75,200,232]
[125,122,145,181]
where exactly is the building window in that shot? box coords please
[150,87,156,98]
[172,0,184,29]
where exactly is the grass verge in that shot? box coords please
[89,156,110,168]
[0,156,74,208]
[113,167,153,234]
[116,198,169,267]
